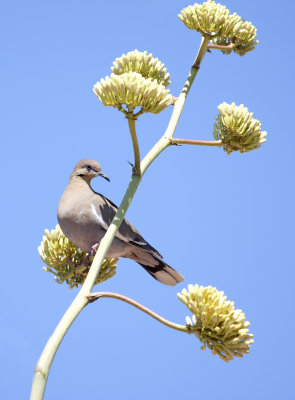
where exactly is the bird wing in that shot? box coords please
[91,191,163,258]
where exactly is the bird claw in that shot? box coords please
[66,257,82,268]
[82,255,91,267]
[66,256,90,271]
[91,243,99,256]
[82,243,99,267]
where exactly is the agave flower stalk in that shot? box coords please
[31,27,211,400]
[31,1,264,398]
[88,283,254,363]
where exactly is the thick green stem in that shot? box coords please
[30,295,87,400]
[30,35,210,400]
[163,36,210,142]
[87,292,190,333]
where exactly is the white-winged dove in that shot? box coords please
[57,159,184,286]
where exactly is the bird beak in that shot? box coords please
[98,172,110,182]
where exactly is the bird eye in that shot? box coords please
[84,165,92,171]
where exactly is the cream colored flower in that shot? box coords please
[93,71,172,115]
[213,15,258,56]
[233,19,258,56]
[39,225,117,289]
[111,50,171,88]
[220,12,241,38]
[179,2,258,56]
[178,284,254,362]
[213,102,267,154]
[178,2,230,37]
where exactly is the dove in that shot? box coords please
[57,159,184,286]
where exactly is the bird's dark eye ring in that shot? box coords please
[84,165,92,171]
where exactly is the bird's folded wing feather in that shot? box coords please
[91,192,163,258]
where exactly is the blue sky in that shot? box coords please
[1,0,294,399]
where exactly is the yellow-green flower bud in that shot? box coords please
[111,50,171,88]
[178,284,254,362]
[38,225,118,289]
[212,15,258,56]
[178,2,230,37]
[213,102,267,154]
[233,19,258,56]
[93,71,172,115]
[220,12,242,37]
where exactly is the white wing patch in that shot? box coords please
[132,237,147,246]
[91,203,108,230]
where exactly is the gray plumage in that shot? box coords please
[57,159,184,286]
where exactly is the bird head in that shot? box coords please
[71,159,110,183]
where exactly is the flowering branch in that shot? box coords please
[87,284,254,364]
[208,42,235,51]
[115,104,129,117]
[32,0,264,397]
[31,30,210,400]
[87,292,190,333]
[127,109,141,174]
[169,138,222,147]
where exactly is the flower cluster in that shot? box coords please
[212,14,258,56]
[94,50,172,116]
[111,50,170,88]
[213,102,267,154]
[178,284,254,362]
[38,225,118,289]
[178,2,229,37]
[178,2,258,56]
[94,72,172,115]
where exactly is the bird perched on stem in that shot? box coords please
[57,159,184,286]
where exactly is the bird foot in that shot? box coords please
[82,255,91,267]
[66,257,80,268]
[83,243,99,266]
[91,243,99,256]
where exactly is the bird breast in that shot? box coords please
[57,193,106,253]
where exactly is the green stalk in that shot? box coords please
[30,35,210,400]
[127,109,141,174]
[208,42,235,51]
[170,138,222,146]
[88,292,190,333]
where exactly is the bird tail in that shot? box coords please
[137,257,184,286]
[126,240,184,286]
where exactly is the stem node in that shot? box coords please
[168,138,182,146]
